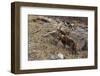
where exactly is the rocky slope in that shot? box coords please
[28,15,88,60]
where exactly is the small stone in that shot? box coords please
[48,54,59,60]
[57,53,64,59]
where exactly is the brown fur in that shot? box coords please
[57,26,77,54]
[59,35,77,54]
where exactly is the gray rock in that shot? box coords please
[47,54,59,60]
[57,53,64,59]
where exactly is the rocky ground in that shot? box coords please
[28,15,88,61]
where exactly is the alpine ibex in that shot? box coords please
[57,25,78,54]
